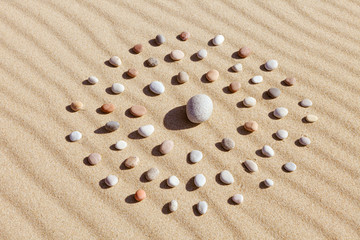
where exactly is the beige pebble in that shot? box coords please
[127,68,138,78]
[180,31,190,41]
[101,103,115,113]
[284,77,296,86]
[124,156,140,168]
[244,160,258,172]
[146,167,159,181]
[170,50,184,61]
[206,69,219,82]
[109,56,121,67]
[88,153,101,165]
[159,140,174,155]
[238,46,251,58]
[229,81,241,93]
[305,114,318,123]
[133,44,143,54]
[71,101,83,111]
[221,138,235,151]
[244,121,258,132]
[130,105,147,117]
[177,71,189,84]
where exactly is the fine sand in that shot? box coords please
[1,0,360,239]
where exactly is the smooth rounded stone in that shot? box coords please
[105,175,118,187]
[264,179,274,187]
[135,189,146,201]
[305,114,318,123]
[276,129,288,140]
[133,44,143,54]
[273,107,288,119]
[206,69,219,82]
[212,34,224,45]
[262,145,275,157]
[177,71,189,84]
[105,121,120,132]
[170,50,184,61]
[149,81,165,95]
[186,94,213,123]
[219,170,234,184]
[109,56,121,67]
[145,167,159,181]
[88,153,101,165]
[243,97,256,107]
[221,138,235,151]
[115,140,127,150]
[197,49,207,59]
[167,176,180,188]
[284,77,296,86]
[232,63,243,72]
[127,68,138,78]
[111,83,125,94]
[88,76,99,84]
[244,160,258,172]
[197,201,208,215]
[138,124,154,137]
[229,81,241,93]
[238,46,251,58]
[284,162,297,172]
[251,75,263,84]
[159,140,174,155]
[264,59,278,71]
[180,31,190,41]
[169,200,178,212]
[194,174,206,187]
[69,131,82,142]
[155,34,166,45]
[130,105,147,117]
[70,101,83,111]
[232,194,244,204]
[300,99,312,108]
[268,88,281,98]
[147,58,159,67]
[244,121,258,132]
[101,103,115,113]
[189,150,203,163]
[124,156,139,168]
[299,136,311,146]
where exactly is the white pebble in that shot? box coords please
[212,34,224,45]
[169,200,178,212]
[189,150,203,163]
[109,56,121,67]
[299,136,311,146]
[232,63,242,72]
[262,145,275,157]
[194,174,206,187]
[69,131,82,142]
[186,94,213,123]
[232,194,244,204]
[197,201,208,215]
[111,83,125,94]
[115,140,127,150]
[300,99,313,107]
[197,49,207,59]
[88,76,98,84]
[264,59,278,71]
[167,176,180,188]
[149,81,165,95]
[276,130,288,140]
[251,75,263,84]
[284,162,297,172]
[244,160,258,172]
[219,170,234,185]
[264,179,274,187]
[273,107,288,119]
[105,175,118,187]
[138,124,154,137]
[243,97,256,107]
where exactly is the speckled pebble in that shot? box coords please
[219,170,234,184]
[232,63,242,72]
[69,131,82,142]
[138,124,154,137]
[169,200,178,212]
[146,167,159,181]
[194,174,206,187]
[305,114,318,123]
[265,59,278,71]
[197,201,208,215]
[268,88,281,98]
[300,99,312,107]
[189,150,203,163]
[88,153,101,165]
[232,194,244,204]
[149,81,165,94]
[221,138,235,151]
[155,34,166,45]
[264,179,274,187]
[167,176,180,188]
[159,140,174,155]
[262,145,275,157]
[244,121,258,132]
[88,76,98,84]
[115,140,127,150]
[273,107,288,119]
[111,83,125,94]
[124,156,139,168]
[244,160,258,172]
[170,50,184,61]
[109,56,121,67]
[299,136,311,146]
[147,58,159,67]
[276,130,288,140]
[105,175,118,187]
[251,75,263,84]
[177,71,189,84]
[197,49,207,59]
[284,162,297,172]
[180,31,190,41]
[105,121,120,132]
[243,97,256,107]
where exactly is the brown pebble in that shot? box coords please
[238,47,251,58]
[229,81,241,93]
[130,105,147,117]
[70,101,83,111]
[135,189,146,201]
[180,31,190,41]
[101,103,115,113]
[88,153,101,165]
[124,156,140,168]
[127,68,138,78]
[159,140,174,155]
[284,77,296,86]
[133,44,143,54]
[206,69,219,82]
[244,121,258,132]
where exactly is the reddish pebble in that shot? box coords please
[244,121,258,132]
[127,68,138,78]
[133,44,143,54]
[130,105,147,117]
[284,77,296,86]
[135,189,146,201]
[229,81,241,93]
[101,103,115,113]
[206,69,219,82]
[180,31,190,41]
[238,47,251,58]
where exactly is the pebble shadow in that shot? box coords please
[128,130,143,140]
[160,179,171,189]
[215,173,227,186]
[231,51,241,59]
[96,107,107,115]
[143,85,157,97]
[94,126,108,134]
[227,197,238,205]
[259,181,268,189]
[241,162,252,173]
[151,145,163,156]
[99,179,110,189]
[104,60,116,68]
[282,165,291,173]
[65,135,72,142]
[227,67,235,73]
[164,54,173,63]
[281,80,290,86]
[119,160,129,170]
[83,157,92,166]
[139,172,149,183]
[148,39,158,47]
[171,75,181,86]
[237,126,251,135]
[162,203,171,214]
[186,177,198,192]
[272,133,281,141]
[268,111,279,120]
[190,53,201,62]
[295,139,305,147]
[248,78,256,85]
[207,39,215,46]
[125,108,136,118]
[128,47,137,54]
[301,117,310,123]
[200,74,210,84]
[222,86,232,94]
[105,87,116,95]
[262,91,272,100]
[192,204,201,216]
[186,153,194,164]
[215,142,227,152]
[255,149,266,158]
[259,64,268,71]
[125,194,137,204]
[163,105,199,130]
[236,102,247,108]
[66,105,75,113]
[122,71,132,80]
[82,79,92,85]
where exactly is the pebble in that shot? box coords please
[194,174,206,187]
[305,114,318,123]
[115,140,127,150]
[197,201,208,215]
[232,63,242,72]
[268,88,281,98]
[243,97,256,107]
[124,156,140,168]
[262,145,275,157]
[232,194,244,204]
[244,121,258,132]
[135,189,146,201]
[284,162,297,172]
[276,129,288,140]
[169,200,178,212]
[284,77,296,86]
[273,107,288,119]
[219,170,234,184]
[180,31,190,41]
[133,44,143,54]
[189,150,203,163]
[130,105,147,117]
[101,103,115,113]
[127,68,138,78]
[251,75,263,84]
[69,131,82,142]
[159,140,174,155]
[264,179,274,187]
[149,81,165,95]
[186,94,213,123]
[138,124,154,137]
[221,138,235,151]
[105,175,118,187]
[109,56,121,67]
[197,49,207,59]
[147,58,159,67]
[170,50,184,61]
[167,176,180,188]
[88,76,98,84]
[212,34,224,45]
[155,34,166,45]
[244,160,258,172]
[229,81,241,92]
[206,69,219,82]
[299,136,311,146]
[70,101,83,111]
[145,167,159,181]
[264,59,278,71]
[105,121,120,132]
[238,46,251,58]
[88,153,101,165]
[111,83,125,94]
[300,99,312,107]
[177,71,189,84]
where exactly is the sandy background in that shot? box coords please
[0,0,359,239]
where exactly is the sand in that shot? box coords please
[0,0,359,239]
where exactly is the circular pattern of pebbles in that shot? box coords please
[244,160,258,172]
[105,175,118,187]
[115,140,127,150]
[109,56,121,67]
[167,176,180,188]
[88,76,98,84]
[197,49,207,59]
[264,179,274,187]
[238,46,251,58]
[135,189,146,201]
[232,63,242,72]
[273,107,288,119]
[194,174,206,187]
[69,131,82,142]
[251,75,263,84]
[276,130,288,140]
[146,167,159,181]
[170,50,184,61]
[219,170,234,184]
[300,99,312,107]
[180,31,190,41]
[105,121,120,132]
[244,121,258,132]
[186,94,213,123]
[299,136,311,146]
[229,81,241,92]
[262,145,275,157]
[101,103,115,113]
[264,59,278,71]
[111,83,125,94]
[189,150,203,163]
[127,68,138,78]
[268,88,281,98]
[284,77,296,86]
[71,101,83,111]
[124,156,140,168]
[212,35,224,45]
[130,105,147,117]
[232,194,244,204]
[155,34,166,45]
[305,114,318,123]
[177,71,189,84]
[197,201,208,215]
[147,58,159,67]
[159,140,174,155]
[169,200,178,212]
[149,81,165,95]
[221,138,235,151]
[243,97,256,107]
[88,153,101,165]
[138,124,154,137]
[206,69,219,82]
[133,44,143,54]
[284,162,297,172]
